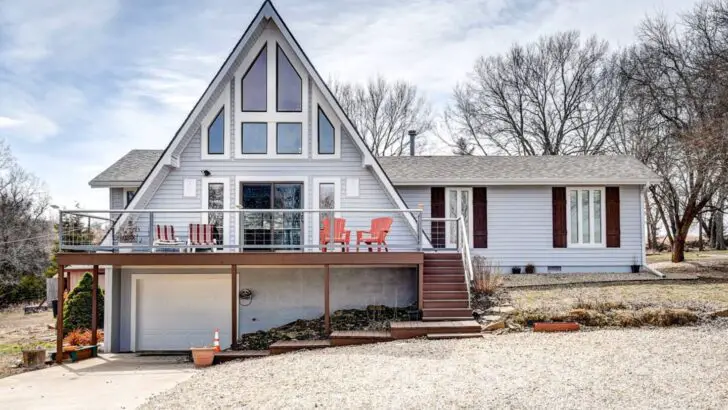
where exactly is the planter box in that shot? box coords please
[190,347,216,368]
[51,345,98,363]
[533,322,580,332]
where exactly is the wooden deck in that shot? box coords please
[270,339,332,355]
[214,350,270,363]
[330,330,393,346]
[389,320,481,339]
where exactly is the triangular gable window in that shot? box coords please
[242,45,267,112]
[207,108,225,154]
[276,44,302,112]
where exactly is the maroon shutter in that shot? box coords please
[552,187,567,248]
[473,188,487,248]
[431,187,445,248]
[606,187,621,248]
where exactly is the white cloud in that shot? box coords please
[0,0,702,210]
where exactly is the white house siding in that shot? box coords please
[397,186,431,235]
[110,188,124,209]
[114,266,415,352]
[397,185,644,273]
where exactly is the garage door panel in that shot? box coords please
[134,275,231,351]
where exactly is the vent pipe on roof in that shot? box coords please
[408,130,417,157]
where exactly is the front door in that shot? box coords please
[445,187,473,248]
[240,183,303,250]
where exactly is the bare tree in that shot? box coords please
[0,140,52,303]
[330,75,433,156]
[447,32,625,156]
[452,137,475,155]
[620,2,728,262]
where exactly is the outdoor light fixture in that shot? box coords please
[202,170,212,177]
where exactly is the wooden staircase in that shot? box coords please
[422,252,473,321]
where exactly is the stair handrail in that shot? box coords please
[457,216,474,308]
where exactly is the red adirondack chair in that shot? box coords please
[319,218,351,252]
[152,225,184,252]
[356,217,393,252]
[187,223,217,252]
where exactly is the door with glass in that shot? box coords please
[240,183,303,250]
[445,188,473,248]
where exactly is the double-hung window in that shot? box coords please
[567,187,605,247]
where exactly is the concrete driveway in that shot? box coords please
[0,354,195,410]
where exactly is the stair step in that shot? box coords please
[423,308,474,318]
[423,300,470,309]
[269,340,331,355]
[424,260,464,268]
[422,316,476,321]
[424,283,468,292]
[330,330,393,346]
[424,275,465,283]
[424,267,465,275]
[390,320,480,339]
[427,333,483,340]
[215,350,269,363]
[424,291,469,300]
[424,253,461,260]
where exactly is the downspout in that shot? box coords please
[641,183,666,278]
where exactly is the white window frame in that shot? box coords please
[444,187,473,248]
[233,27,309,160]
[201,87,230,160]
[566,187,606,248]
[202,178,231,248]
[312,87,341,159]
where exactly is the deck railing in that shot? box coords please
[57,208,428,253]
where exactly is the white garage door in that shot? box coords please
[133,274,231,351]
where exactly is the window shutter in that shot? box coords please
[431,187,445,248]
[552,187,567,248]
[473,188,487,248]
[606,187,621,248]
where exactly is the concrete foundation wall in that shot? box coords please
[115,266,416,352]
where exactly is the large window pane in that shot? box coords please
[318,107,335,154]
[241,123,267,154]
[593,190,602,244]
[277,45,302,112]
[207,108,225,154]
[276,123,302,154]
[242,45,267,112]
[581,190,590,243]
[570,190,579,244]
[319,183,335,229]
[273,184,302,246]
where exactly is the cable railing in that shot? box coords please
[58,208,426,253]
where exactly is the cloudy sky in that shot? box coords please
[0,0,699,210]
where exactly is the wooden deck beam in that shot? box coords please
[231,264,238,348]
[324,264,330,335]
[91,265,98,346]
[57,252,424,267]
[56,264,64,364]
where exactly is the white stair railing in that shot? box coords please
[457,216,474,308]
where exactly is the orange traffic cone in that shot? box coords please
[213,329,221,352]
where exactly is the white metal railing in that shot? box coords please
[58,208,425,253]
[458,216,474,308]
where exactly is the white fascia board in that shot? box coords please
[390,179,657,186]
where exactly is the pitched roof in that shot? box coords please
[88,150,164,187]
[377,155,659,185]
[92,151,658,187]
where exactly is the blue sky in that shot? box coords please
[0,0,698,210]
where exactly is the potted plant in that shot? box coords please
[511,266,522,274]
[524,263,536,274]
[631,258,641,273]
[190,346,216,367]
[117,220,139,253]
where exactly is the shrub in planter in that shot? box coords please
[63,273,104,334]
[511,267,522,274]
[63,328,104,346]
[524,263,536,274]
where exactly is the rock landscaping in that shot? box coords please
[236,305,412,350]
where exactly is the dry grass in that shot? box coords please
[510,307,700,328]
[471,256,503,296]
[0,306,55,378]
[646,249,728,264]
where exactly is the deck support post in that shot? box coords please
[418,262,424,310]
[231,264,238,348]
[91,265,98,346]
[56,264,65,364]
[324,264,330,334]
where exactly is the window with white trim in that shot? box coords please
[567,188,604,246]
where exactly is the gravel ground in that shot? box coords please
[141,323,728,409]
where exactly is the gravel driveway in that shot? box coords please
[142,323,728,409]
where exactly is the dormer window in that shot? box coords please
[242,45,267,112]
[207,108,225,155]
[276,45,302,112]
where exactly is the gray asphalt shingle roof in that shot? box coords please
[88,149,164,187]
[89,151,658,187]
[377,155,658,184]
